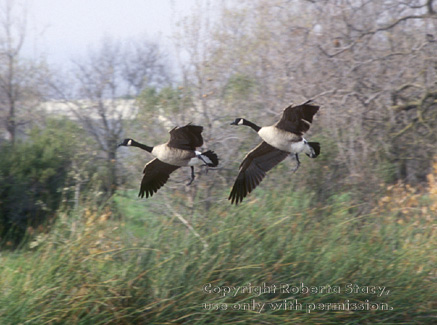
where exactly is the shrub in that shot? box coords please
[0,119,85,247]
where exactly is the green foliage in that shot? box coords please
[376,159,398,184]
[224,73,256,101]
[0,119,89,246]
[0,187,434,323]
[137,86,193,117]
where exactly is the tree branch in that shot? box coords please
[164,199,209,251]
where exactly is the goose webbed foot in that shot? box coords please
[291,154,300,173]
[186,166,195,186]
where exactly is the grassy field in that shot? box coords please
[0,185,435,324]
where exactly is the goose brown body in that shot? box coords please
[151,144,196,166]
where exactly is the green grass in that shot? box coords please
[0,188,435,324]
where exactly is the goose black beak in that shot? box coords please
[230,121,237,125]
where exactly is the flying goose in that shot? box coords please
[229,100,320,204]
[118,124,219,198]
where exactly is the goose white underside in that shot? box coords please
[188,151,213,166]
[258,126,313,154]
[289,140,308,154]
[151,144,194,166]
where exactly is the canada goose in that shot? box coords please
[229,100,320,204]
[118,124,219,198]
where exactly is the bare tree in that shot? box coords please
[0,0,49,144]
[169,0,437,204]
[307,0,437,185]
[121,39,171,96]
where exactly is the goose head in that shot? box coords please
[118,138,134,147]
[230,118,246,126]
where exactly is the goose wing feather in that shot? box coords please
[229,141,289,204]
[275,101,319,135]
[167,124,204,150]
[139,158,180,198]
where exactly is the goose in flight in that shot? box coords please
[229,101,320,204]
[118,124,219,198]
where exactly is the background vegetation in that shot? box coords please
[0,0,436,323]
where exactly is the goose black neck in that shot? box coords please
[243,120,261,132]
[131,140,153,153]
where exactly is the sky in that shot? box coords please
[22,0,200,69]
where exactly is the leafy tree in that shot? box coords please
[137,86,193,119]
[0,119,90,247]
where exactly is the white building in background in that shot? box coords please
[37,98,219,131]
[38,99,139,121]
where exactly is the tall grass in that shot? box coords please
[0,186,435,324]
